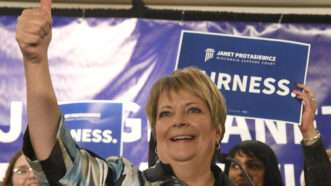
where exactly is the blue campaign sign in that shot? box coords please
[176,30,310,124]
[59,101,123,158]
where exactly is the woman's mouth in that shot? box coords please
[170,135,196,142]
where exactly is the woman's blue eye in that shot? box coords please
[158,111,171,118]
[188,107,201,113]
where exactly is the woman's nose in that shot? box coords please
[238,165,248,176]
[173,122,188,128]
[172,112,188,128]
[27,169,37,179]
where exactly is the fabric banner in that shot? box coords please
[0,16,331,186]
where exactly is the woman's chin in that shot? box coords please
[168,151,196,162]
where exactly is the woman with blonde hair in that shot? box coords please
[15,1,232,184]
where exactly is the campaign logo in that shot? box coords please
[204,48,215,63]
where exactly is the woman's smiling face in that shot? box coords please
[155,89,220,164]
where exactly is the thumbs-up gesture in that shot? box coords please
[16,0,52,63]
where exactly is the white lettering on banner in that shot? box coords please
[234,52,277,62]
[300,170,306,186]
[65,113,101,121]
[222,115,325,146]
[0,163,9,181]
[124,118,142,142]
[262,77,276,95]
[232,74,248,92]
[217,73,231,91]
[222,116,252,143]
[249,76,262,94]
[277,79,291,96]
[223,116,287,144]
[0,101,22,143]
[216,50,277,62]
[283,164,296,186]
[255,119,287,144]
[223,115,322,145]
[321,106,331,115]
[70,129,116,144]
[217,51,235,57]
[1,100,144,144]
[293,124,302,144]
[293,120,317,144]
[207,71,290,96]
[122,102,142,143]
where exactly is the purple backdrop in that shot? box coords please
[0,16,330,185]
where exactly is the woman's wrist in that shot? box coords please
[303,129,320,146]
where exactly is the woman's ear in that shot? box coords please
[216,126,222,143]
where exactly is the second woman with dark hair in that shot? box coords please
[224,140,283,186]
[2,151,40,186]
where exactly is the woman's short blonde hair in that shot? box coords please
[146,67,227,139]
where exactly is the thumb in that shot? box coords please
[40,0,52,14]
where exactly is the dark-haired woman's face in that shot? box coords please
[228,151,265,186]
[12,155,40,186]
